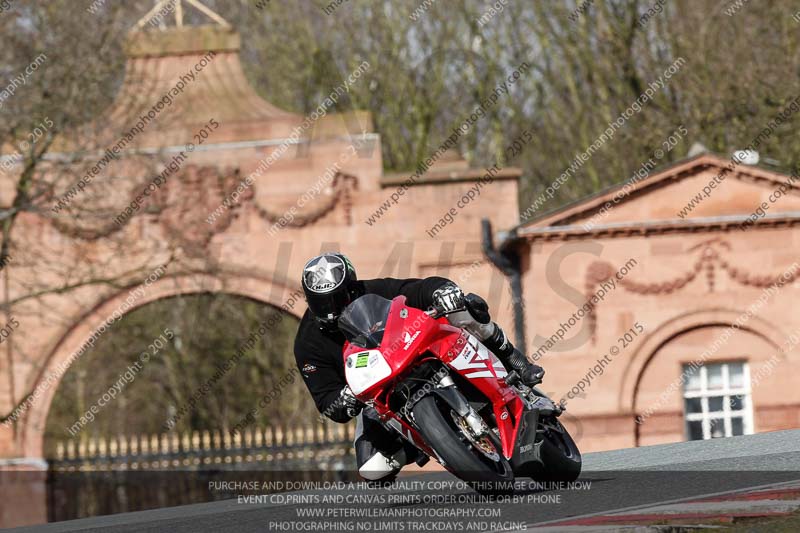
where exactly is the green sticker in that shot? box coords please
[355,352,370,368]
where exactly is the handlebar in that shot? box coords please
[425,305,467,319]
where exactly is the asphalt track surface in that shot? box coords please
[12,428,800,532]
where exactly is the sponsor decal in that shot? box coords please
[403,330,421,349]
[355,352,370,368]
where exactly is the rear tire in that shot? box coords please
[412,395,514,492]
[535,417,582,482]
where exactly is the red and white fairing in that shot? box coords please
[342,295,526,460]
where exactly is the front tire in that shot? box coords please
[411,395,514,491]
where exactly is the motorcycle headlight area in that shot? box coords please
[345,349,392,394]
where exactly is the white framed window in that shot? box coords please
[682,361,754,440]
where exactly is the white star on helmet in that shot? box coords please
[304,256,344,291]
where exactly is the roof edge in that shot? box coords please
[125,25,240,58]
[381,166,521,188]
[516,210,800,242]
[514,153,799,232]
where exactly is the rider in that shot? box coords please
[293,252,544,481]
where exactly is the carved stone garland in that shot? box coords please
[251,171,358,227]
[50,168,360,243]
[50,165,247,245]
[583,240,800,343]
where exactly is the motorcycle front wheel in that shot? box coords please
[412,394,514,492]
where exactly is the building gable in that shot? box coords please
[518,154,800,240]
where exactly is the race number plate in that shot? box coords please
[345,349,392,394]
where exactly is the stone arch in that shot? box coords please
[620,309,790,447]
[19,272,305,458]
[619,308,787,415]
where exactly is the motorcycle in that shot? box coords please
[339,293,581,491]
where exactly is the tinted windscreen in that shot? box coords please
[338,294,393,349]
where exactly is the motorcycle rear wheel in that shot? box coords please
[412,395,514,492]
[535,417,582,482]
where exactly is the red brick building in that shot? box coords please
[509,153,800,451]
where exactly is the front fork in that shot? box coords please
[431,374,492,438]
[395,366,557,466]
[406,366,524,462]
[397,369,499,452]
[422,369,567,478]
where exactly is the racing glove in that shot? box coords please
[431,283,466,315]
[338,385,365,419]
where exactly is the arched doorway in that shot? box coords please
[38,286,332,522]
[44,292,310,446]
[20,273,305,460]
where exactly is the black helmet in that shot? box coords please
[302,253,360,327]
